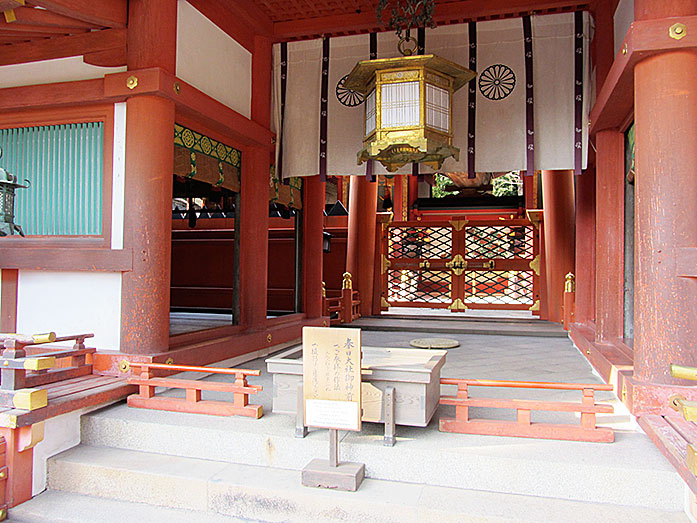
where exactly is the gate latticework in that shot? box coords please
[380,218,540,312]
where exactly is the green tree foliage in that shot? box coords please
[432,173,459,198]
[492,172,522,197]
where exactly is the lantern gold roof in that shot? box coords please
[343,54,476,94]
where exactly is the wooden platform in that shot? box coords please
[0,375,135,429]
[639,414,697,494]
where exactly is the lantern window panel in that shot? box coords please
[426,83,450,133]
[365,89,377,136]
[381,81,420,128]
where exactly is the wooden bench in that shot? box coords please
[127,363,263,418]
[439,378,615,443]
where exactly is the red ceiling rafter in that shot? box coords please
[28,0,127,28]
[0,27,125,66]
[9,5,98,28]
[268,0,591,41]
[0,20,88,34]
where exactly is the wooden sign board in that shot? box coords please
[302,326,361,432]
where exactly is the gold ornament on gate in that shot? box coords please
[342,272,353,290]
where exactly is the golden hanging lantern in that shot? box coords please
[343,52,476,172]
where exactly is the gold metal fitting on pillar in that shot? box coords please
[322,281,327,298]
[671,363,697,381]
[669,394,697,422]
[564,273,576,293]
[669,22,687,40]
[126,76,138,90]
[342,272,353,290]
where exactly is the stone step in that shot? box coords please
[352,317,567,337]
[78,403,685,511]
[38,445,687,523]
[9,490,251,523]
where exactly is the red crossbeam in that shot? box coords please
[126,363,263,419]
[439,378,614,443]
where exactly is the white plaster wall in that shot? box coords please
[111,102,127,251]
[0,56,125,89]
[176,0,252,119]
[16,271,122,350]
[614,0,635,56]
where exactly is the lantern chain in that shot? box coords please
[377,0,436,41]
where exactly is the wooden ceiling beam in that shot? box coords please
[0,29,71,38]
[28,0,126,28]
[0,0,23,12]
[0,20,88,33]
[273,0,590,41]
[83,46,125,67]
[0,27,126,65]
[9,5,97,28]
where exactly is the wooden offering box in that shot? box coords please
[266,346,446,442]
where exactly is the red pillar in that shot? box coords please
[541,170,575,324]
[236,34,273,327]
[120,95,175,354]
[127,0,177,74]
[407,175,418,220]
[238,146,270,326]
[574,166,596,326]
[346,175,378,316]
[119,0,176,354]
[595,131,625,342]
[303,176,325,318]
[633,0,697,384]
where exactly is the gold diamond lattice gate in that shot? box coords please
[379,218,540,312]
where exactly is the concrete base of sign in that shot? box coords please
[301,459,365,492]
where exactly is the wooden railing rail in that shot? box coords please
[322,289,361,325]
[0,436,6,520]
[0,332,96,410]
[126,362,263,418]
[439,378,614,442]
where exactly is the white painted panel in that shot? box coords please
[111,103,127,250]
[177,0,252,118]
[32,404,112,495]
[17,271,122,350]
[0,57,125,89]
[614,0,635,56]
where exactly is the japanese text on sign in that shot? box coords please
[302,327,361,431]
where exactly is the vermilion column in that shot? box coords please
[407,175,418,220]
[303,175,325,318]
[633,0,697,384]
[346,175,378,316]
[574,166,596,326]
[120,95,175,354]
[238,146,270,326]
[127,0,177,74]
[237,34,273,327]
[541,170,575,324]
[120,0,176,354]
[595,131,625,342]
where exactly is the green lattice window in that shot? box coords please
[0,123,104,236]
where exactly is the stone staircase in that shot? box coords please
[10,398,690,522]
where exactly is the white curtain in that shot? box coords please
[273,12,591,178]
